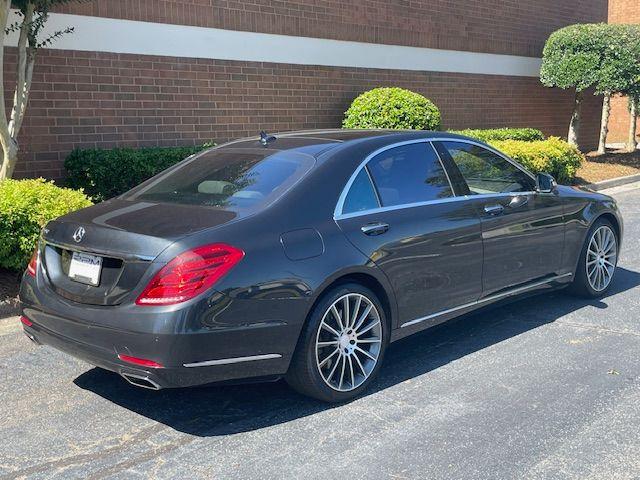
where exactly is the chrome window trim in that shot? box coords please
[364,165,382,209]
[333,137,537,220]
[400,272,572,328]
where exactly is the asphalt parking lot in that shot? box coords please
[1,183,639,480]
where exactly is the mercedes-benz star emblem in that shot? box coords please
[72,227,86,243]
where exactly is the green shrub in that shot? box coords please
[343,87,441,130]
[449,127,545,143]
[65,144,212,202]
[488,137,583,184]
[0,179,93,271]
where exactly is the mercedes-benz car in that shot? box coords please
[19,130,623,402]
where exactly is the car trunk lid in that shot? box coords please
[40,199,238,306]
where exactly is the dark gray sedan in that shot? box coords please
[19,130,623,402]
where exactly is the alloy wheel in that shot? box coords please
[315,293,383,392]
[586,225,617,292]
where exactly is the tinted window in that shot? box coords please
[343,168,380,214]
[367,143,452,207]
[126,149,314,213]
[442,141,534,194]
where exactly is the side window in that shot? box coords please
[342,168,380,214]
[367,143,453,207]
[441,141,535,194]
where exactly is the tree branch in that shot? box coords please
[9,2,34,139]
[0,1,14,152]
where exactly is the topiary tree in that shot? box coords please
[540,24,615,149]
[622,26,640,153]
[594,24,640,154]
[0,1,85,180]
[343,87,441,130]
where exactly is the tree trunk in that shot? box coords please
[568,90,584,148]
[0,140,18,180]
[629,97,638,153]
[597,93,611,155]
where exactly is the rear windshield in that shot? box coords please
[125,148,315,213]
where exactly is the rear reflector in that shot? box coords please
[26,249,38,277]
[20,316,33,327]
[118,354,163,369]
[136,243,244,306]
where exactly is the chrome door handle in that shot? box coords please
[483,204,505,215]
[361,222,389,236]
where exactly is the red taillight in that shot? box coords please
[136,243,244,306]
[118,354,163,368]
[20,316,33,327]
[26,249,38,277]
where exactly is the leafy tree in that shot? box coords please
[623,26,640,153]
[0,1,80,180]
[540,24,624,149]
[594,24,640,154]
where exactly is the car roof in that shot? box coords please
[216,129,476,157]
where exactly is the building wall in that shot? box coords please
[55,0,607,57]
[608,0,640,145]
[9,0,608,179]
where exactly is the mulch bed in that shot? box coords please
[0,268,20,318]
[574,149,640,185]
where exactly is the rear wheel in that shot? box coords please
[569,218,618,298]
[286,283,388,402]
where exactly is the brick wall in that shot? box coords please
[10,48,603,179]
[56,0,607,57]
[6,0,610,179]
[608,0,640,144]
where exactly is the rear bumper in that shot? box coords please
[19,267,307,388]
[20,308,291,389]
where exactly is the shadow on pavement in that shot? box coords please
[74,267,640,437]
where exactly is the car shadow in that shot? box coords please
[74,267,640,437]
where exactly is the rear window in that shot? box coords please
[125,148,315,213]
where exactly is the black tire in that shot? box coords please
[568,217,619,298]
[285,283,389,402]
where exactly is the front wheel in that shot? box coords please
[569,218,619,298]
[286,283,388,402]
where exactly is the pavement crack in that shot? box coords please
[556,320,640,338]
[1,422,170,479]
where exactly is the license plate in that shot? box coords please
[68,251,102,286]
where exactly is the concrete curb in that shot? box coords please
[585,173,640,191]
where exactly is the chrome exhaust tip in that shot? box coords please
[121,372,161,390]
[23,331,41,345]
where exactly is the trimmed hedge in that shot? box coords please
[488,137,583,184]
[450,127,545,143]
[0,179,93,271]
[343,87,441,130]
[65,144,212,202]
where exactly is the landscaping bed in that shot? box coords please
[574,149,640,184]
[0,268,20,318]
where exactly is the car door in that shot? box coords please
[335,140,483,328]
[434,140,565,297]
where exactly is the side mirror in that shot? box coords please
[536,172,556,193]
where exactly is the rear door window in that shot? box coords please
[342,168,380,214]
[366,143,453,207]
